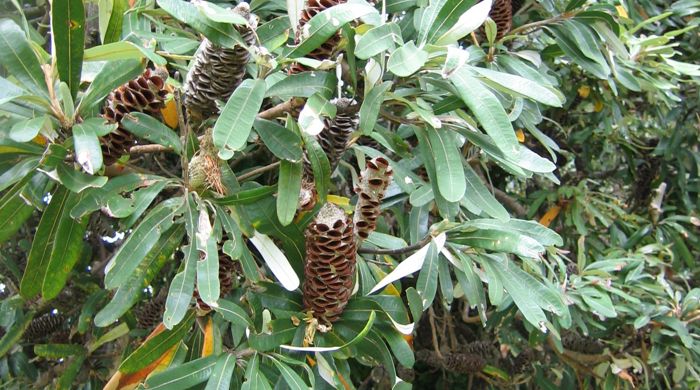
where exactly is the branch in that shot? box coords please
[358,235,431,255]
[505,11,579,38]
[492,187,528,217]
[128,98,306,156]
[236,161,280,181]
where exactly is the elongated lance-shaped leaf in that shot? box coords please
[451,68,519,155]
[104,198,183,289]
[120,113,183,154]
[359,81,393,134]
[21,186,73,298]
[463,164,509,220]
[0,20,47,97]
[119,311,195,374]
[416,241,440,309]
[42,192,89,300]
[249,231,300,291]
[276,160,302,226]
[95,224,185,327]
[0,311,35,358]
[205,353,238,390]
[215,299,253,327]
[213,79,267,160]
[144,354,219,390]
[73,122,104,174]
[0,179,34,245]
[164,244,198,328]
[196,225,220,307]
[471,66,563,107]
[426,126,466,202]
[52,0,85,99]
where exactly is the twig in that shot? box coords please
[492,187,527,217]
[505,11,579,38]
[358,235,431,255]
[236,161,280,182]
[428,306,443,359]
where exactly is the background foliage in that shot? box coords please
[0,0,698,388]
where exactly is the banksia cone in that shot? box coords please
[561,331,605,354]
[303,203,356,324]
[354,157,392,241]
[511,0,525,13]
[465,340,499,362]
[100,68,169,165]
[416,350,486,373]
[289,0,346,74]
[135,288,167,329]
[184,3,257,119]
[188,131,225,194]
[510,348,534,374]
[194,249,239,311]
[25,313,66,341]
[489,0,513,39]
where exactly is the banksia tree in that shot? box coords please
[100,68,169,165]
[302,203,356,324]
[183,3,257,120]
[354,157,393,241]
[289,0,347,74]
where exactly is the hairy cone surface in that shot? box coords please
[490,0,513,39]
[184,3,257,119]
[100,68,168,165]
[354,157,392,241]
[303,203,356,324]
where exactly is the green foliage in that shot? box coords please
[0,0,698,388]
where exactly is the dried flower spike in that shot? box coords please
[354,157,393,241]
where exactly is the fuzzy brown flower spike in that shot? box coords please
[353,157,393,241]
[289,0,347,74]
[100,68,168,164]
[183,3,257,120]
[303,203,357,324]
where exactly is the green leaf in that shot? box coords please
[0,20,47,97]
[463,165,509,220]
[449,228,544,258]
[249,319,297,352]
[120,113,182,154]
[387,41,428,77]
[33,344,84,359]
[359,81,392,135]
[72,122,104,174]
[20,187,72,298]
[213,79,266,159]
[9,116,50,143]
[0,180,34,245]
[102,0,127,44]
[265,72,336,100]
[285,1,378,58]
[249,231,300,291]
[156,0,244,48]
[196,210,220,307]
[0,157,41,193]
[472,66,563,107]
[95,224,185,327]
[242,354,273,390]
[144,354,219,390]
[52,0,84,99]
[0,312,35,358]
[164,244,197,328]
[215,186,277,206]
[41,194,88,300]
[434,0,491,45]
[579,287,617,318]
[70,173,161,219]
[77,59,144,115]
[276,160,303,226]
[205,353,237,390]
[451,68,519,155]
[270,356,310,389]
[416,241,440,309]
[424,0,477,44]
[302,133,331,203]
[461,218,563,246]
[104,199,182,289]
[56,164,108,193]
[253,119,303,162]
[120,311,195,374]
[215,299,253,327]
[452,250,486,320]
[355,23,403,59]
[426,126,465,202]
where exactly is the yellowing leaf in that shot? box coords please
[33,135,48,145]
[161,98,179,129]
[594,100,604,112]
[539,204,561,227]
[201,317,214,357]
[327,195,350,206]
[577,85,591,98]
[615,5,628,18]
[516,129,525,143]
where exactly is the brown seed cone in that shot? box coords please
[510,348,534,374]
[184,3,257,119]
[194,250,239,311]
[464,340,499,362]
[24,313,66,342]
[561,330,604,354]
[134,287,167,330]
[489,0,513,40]
[416,350,486,373]
[100,68,169,165]
[511,0,525,13]
[188,131,225,194]
[302,98,359,179]
[289,0,347,74]
[299,178,318,211]
[354,157,392,241]
[303,203,356,324]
